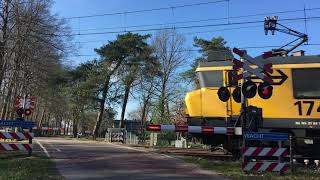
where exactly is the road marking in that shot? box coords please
[110,144,147,152]
[37,141,50,158]
[161,153,178,160]
[48,143,62,152]
[109,144,178,160]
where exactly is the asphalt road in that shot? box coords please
[35,137,228,180]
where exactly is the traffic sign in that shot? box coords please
[25,96,36,110]
[14,96,23,110]
[231,48,273,84]
[233,48,273,74]
[0,120,35,128]
[251,70,288,86]
[244,132,289,141]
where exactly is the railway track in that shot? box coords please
[155,147,234,160]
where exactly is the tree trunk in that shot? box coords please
[38,108,46,127]
[119,83,132,128]
[160,80,167,119]
[64,120,67,135]
[141,99,148,126]
[1,82,13,119]
[92,77,110,139]
[73,118,78,138]
[66,121,69,135]
[0,0,10,92]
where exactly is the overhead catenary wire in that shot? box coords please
[67,0,227,20]
[65,16,320,36]
[73,7,320,33]
[69,43,320,57]
[75,19,310,44]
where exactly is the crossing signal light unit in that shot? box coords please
[242,81,257,99]
[217,82,273,103]
[217,87,230,102]
[258,82,273,99]
[232,86,241,103]
[24,109,32,116]
[16,108,24,116]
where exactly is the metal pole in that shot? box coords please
[240,57,247,166]
[28,128,32,156]
[290,135,294,173]
[240,57,246,147]
[278,141,282,162]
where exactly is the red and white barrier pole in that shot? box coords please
[146,124,239,135]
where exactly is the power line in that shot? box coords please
[74,7,320,32]
[67,0,227,20]
[75,20,306,44]
[68,43,320,57]
[66,16,320,36]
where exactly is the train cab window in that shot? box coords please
[292,68,320,99]
[197,70,223,88]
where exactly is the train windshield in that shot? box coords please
[197,70,223,88]
[292,68,320,99]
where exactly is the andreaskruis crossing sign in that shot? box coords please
[231,48,274,83]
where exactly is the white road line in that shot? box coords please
[161,153,179,160]
[110,144,178,160]
[48,143,62,152]
[37,141,50,158]
[111,144,147,152]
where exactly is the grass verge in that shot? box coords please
[0,152,63,180]
[183,157,320,180]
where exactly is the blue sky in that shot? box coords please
[52,0,320,119]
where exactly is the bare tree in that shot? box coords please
[0,0,71,129]
[151,29,189,123]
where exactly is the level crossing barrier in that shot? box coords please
[33,126,64,136]
[146,124,240,135]
[0,119,35,156]
[242,131,292,174]
[241,147,289,173]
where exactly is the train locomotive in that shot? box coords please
[185,52,320,157]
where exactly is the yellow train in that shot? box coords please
[185,53,320,156]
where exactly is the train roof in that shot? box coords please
[197,55,320,71]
